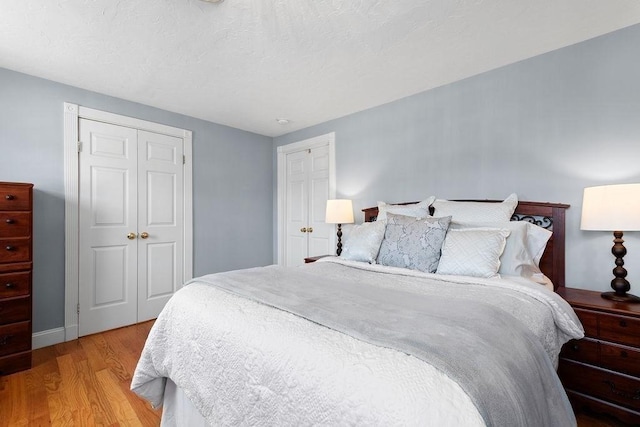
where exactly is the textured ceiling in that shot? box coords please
[1,1,639,137]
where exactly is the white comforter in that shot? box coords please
[131,258,583,426]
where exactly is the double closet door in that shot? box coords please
[285,146,332,266]
[78,119,184,336]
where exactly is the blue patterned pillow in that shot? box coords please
[377,213,452,273]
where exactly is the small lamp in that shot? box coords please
[325,199,354,256]
[581,183,640,303]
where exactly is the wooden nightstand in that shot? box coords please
[304,255,331,264]
[557,287,640,424]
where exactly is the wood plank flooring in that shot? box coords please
[0,321,629,426]
[0,321,160,426]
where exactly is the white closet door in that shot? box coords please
[78,119,138,336]
[137,130,184,322]
[284,146,332,266]
[307,146,332,257]
[285,150,309,267]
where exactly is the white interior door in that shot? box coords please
[137,130,184,322]
[284,146,331,266]
[79,120,184,336]
[79,119,138,336]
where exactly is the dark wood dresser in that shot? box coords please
[557,287,640,424]
[0,182,33,376]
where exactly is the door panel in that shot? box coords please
[285,150,309,266]
[79,119,138,336]
[137,130,184,322]
[308,146,332,257]
[146,242,176,298]
[92,246,128,306]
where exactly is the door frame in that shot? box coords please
[63,103,193,341]
[276,132,336,265]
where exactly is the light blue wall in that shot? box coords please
[274,24,640,292]
[0,68,273,333]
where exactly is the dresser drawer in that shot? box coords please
[0,321,31,358]
[566,390,640,426]
[0,185,32,211]
[0,296,30,325]
[0,238,31,263]
[560,359,640,411]
[560,338,600,365]
[0,212,31,238]
[600,342,640,378]
[599,313,640,347]
[574,308,598,336]
[0,350,31,376]
[0,271,30,298]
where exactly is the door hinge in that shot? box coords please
[77,303,80,315]
[183,155,186,165]
[77,141,83,152]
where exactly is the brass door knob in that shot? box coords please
[308,227,313,233]
[300,227,307,233]
[127,232,137,240]
[140,232,149,239]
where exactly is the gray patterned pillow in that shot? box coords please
[377,213,452,273]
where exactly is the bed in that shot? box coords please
[131,196,584,426]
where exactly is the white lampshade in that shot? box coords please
[581,183,640,231]
[325,199,354,224]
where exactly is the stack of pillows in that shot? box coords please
[339,194,552,281]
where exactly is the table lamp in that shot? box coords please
[325,199,354,256]
[581,183,640,303]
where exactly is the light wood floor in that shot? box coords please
[0,321,628,426]
[0,321,160,426]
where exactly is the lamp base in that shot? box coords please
[601,291,640,304]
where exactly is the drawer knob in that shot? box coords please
[621,350,629,358]
[5,246,15,251]
[5,283,14,288]
[620,320,628,328]
[5,194,15,200]
[5,218,14,224]
[603,380,640,400]
[0,335,13,346]
[572,343,580,351]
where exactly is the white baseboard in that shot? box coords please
[32,327,66,350]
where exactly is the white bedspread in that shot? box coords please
[131,258,583,426]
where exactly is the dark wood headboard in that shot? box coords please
[362,200,570,290]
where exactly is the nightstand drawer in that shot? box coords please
[0,321,31,358]
[0,212,31,238]
[0,296,30,325]
[560,359,640,411]
[560,338,600,365]
[573,308,598,336]
[0,271,30,298]
[599,314,640,347]
[0,238,31,263]
[601,342,640,378]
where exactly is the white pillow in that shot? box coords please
[376,196,435,222]
[450,221,552,276]
[436,228,510,278]
[432,194,518,224]
[340,221,386,263]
